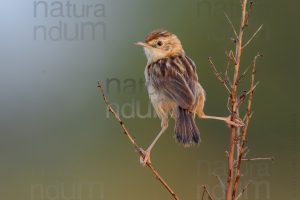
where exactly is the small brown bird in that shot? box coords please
[135,30,242,165]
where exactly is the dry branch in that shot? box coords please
[224,12,238,39]
[245,81,259,96]
[225,1,249,199]
[242,157,274,162]
[242,147,250,158]
[242,25,263,49]
[214,174,225,191]
[207,1,267,199]
[208,57,231,93]
[226,50,237,65]
[224,52,232,87]
[236,66,250,85]
[234,182,252,200]
[232,54,261,199]
[201,185,214,200]
[97,81,180,200]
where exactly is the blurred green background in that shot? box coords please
[0,0,298,199]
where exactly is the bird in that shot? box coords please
[135,30,243,166]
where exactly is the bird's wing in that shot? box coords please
[147,55,199,109]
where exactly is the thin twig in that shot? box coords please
[227,49,237,65]
[234,182,252,200]
[208,57,231,93]
[243,111,254,123]
[224,50,233,87]
[237,81,259,108]
[227,97,232,113]
[244,11,249,28]
[201,188,205,200]
[224,12,239,39]
[202,185,214,200]
[237,90,247,108]
[242,147,250,158]
[234,156,274,167]
[242,157,274,161]
[245,81,259,96]
[242,24,263,49]
[214,174,225,191]
[97,81,180,200]
[236,66,250,85]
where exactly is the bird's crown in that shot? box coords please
[145,30,173,43]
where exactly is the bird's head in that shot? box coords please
[135,30,185,64]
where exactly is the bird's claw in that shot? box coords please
[225,116,245,127]
[139,149,151,166]
[139,148,151,166]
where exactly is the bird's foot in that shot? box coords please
[139,148,151,166]
[225,115,245,127]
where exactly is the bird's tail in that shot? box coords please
[174,107,200,146]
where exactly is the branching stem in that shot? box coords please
[97,81,180,200]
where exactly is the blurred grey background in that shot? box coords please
[0,0,298,199]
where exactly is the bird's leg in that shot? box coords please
[140,121,168,166]
[200,113,244,127]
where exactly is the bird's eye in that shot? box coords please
[157,41,163,46]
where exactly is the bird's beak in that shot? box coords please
[134,41,149,48]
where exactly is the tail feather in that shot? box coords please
[175,107,200,146]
